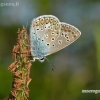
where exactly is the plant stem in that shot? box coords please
[8,26,32,100]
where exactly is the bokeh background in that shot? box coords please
[0,0,100,100]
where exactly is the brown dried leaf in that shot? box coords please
[8,62,17,72]
[14,70,22,77]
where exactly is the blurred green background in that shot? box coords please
[0,0,100,100]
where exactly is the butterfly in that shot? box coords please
[30,15,81,62]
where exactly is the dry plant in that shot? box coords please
[8,26,32,100]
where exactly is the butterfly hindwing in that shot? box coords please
[45,22,81,56]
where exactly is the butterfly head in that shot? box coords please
[38,57,45,62]
[32,56,45,62]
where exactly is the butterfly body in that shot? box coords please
[30,15,81,62]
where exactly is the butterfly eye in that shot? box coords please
[39,57,45,62]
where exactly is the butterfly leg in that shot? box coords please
[30,57,36,62]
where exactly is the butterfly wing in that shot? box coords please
[30,15,61,59]
[44,22,81,56]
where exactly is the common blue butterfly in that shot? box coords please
[30,15,81,62]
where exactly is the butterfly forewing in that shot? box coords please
[45,22,81,56]
[30,15,61,58]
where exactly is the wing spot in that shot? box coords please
[58,40,62,44]
[51,38,55,41]
[74,35,76,38]
[42,40,44,41]
[65,27,69,32]
[65,36,69,39]
[37,48,39,50]
[45,18,49,24]
[72,32,74,34]
[38,38,40,40]
[52,44,55,47]
[50,18,53,23]
[47,43,50,46]
[61,33,64,35]
[45,34,48,38]
[51,27,53,29]
[40,19,44,25]
[34,21,39,26]
[65,34,68,38]
[55,24,59,30]
[53,20,57,25]
[51,32,54,35]
[56,31,59,34]
[61,25,64,30]
[32,47,35,50]
[68,30,71,32]
[67,39,70,41]
[65,34,67,37]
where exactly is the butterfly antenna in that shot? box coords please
[45,57,57,71]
